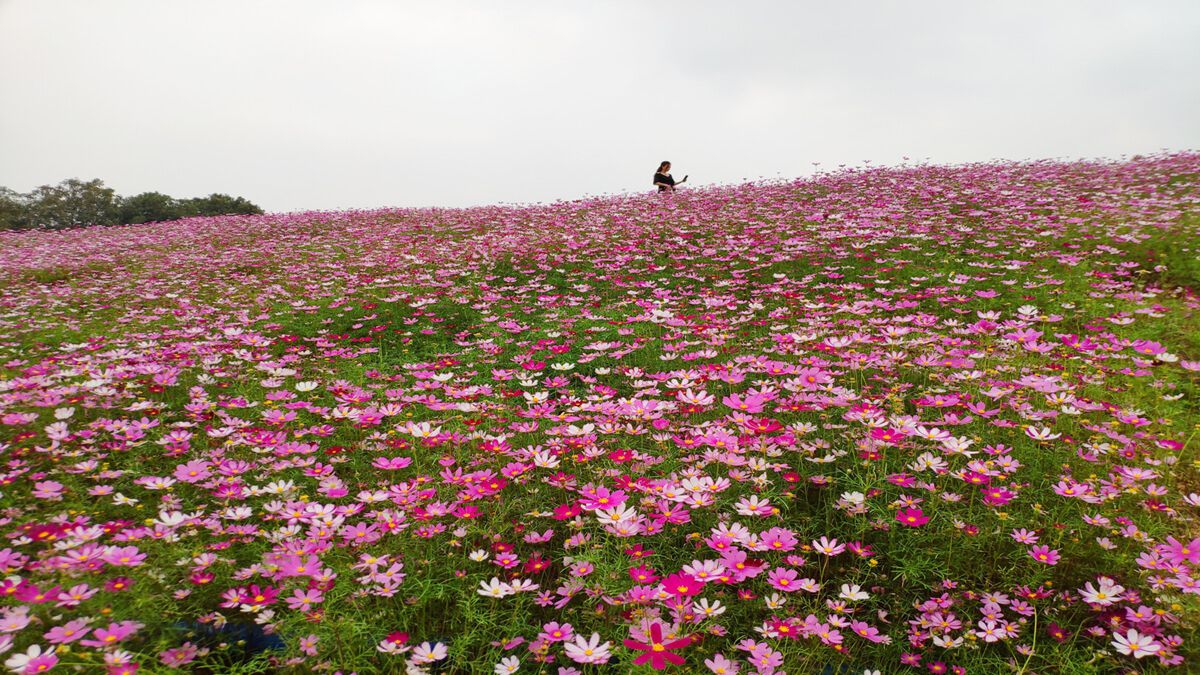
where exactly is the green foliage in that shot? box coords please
[0,180,265,230]
[24,177,120,228]
[119,191,185,224]
[180,193,265,218]
[1124,213,1200,291]
[0,186,27,229]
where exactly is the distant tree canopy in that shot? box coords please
[0,178,263,230]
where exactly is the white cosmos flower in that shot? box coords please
[508,578,539,593]
[409,641,448,664]
[1112,629,1161,659]
[564,423,595,436]
[264,480,296,495]
[531,451,560,469]
[1025,426,1061,441]
[595,505,638,525]
[563,633,612,665]
[405,422,441,438]
[839,583,870,601]
[5,644,54,673]
[763,592,788,610]
[932,634,963,649]
[477,577,514,598]
[156,510,190,526]
[493,655,520,674]
[1080,577,1125,606]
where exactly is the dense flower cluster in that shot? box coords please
[0,152,1197,672]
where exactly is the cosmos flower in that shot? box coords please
[564,632,612,665]
[1111,629,1161,659]
[896,508,929,527]
[623,622,691,670]
[1028,546,1060,565]
[4,645,57,674]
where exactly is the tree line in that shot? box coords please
[0,178,263,230]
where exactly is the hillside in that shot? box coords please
[1,152,1199,673]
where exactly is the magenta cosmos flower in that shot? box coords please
[623,622,692,669]
[896,508,929,527]
[660,573,704,598]
[1029,545,1060,565]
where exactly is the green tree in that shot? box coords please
[2,181,264,230]
[118,191,182,224]
[0,187,29,230]
[181,193,264,218]
[24,178,120,229]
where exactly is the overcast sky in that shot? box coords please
[2,1,1198,212]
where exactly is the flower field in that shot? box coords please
[1,153,1199,674]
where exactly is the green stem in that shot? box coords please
[1016,608,1038,675]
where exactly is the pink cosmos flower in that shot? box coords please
[284,588,325,611]
[80,620,142,648]
[850,620,892,644]
[661,573,703,598]
[1010,528,1038,544]
[578,486,627,511]
[721,393,765,413]
[44,619,91,644]
[376,631,409,654]
[766,567,799,592]
[32,481,65,500]
[704,653,740,674]
[173,460,212,483]
[811,537,845,556]
[896,507,929,527]
[0,607,31,632]
[1160,536,1200,565]
[1029,545,1060,565]
[760,527,798,552]
[623,622,691,670]
[629,565,659,584]
[159,643,199,667]
[744,641,785,670]
[238,584,279,607]
[371,456,413,470]
[540,622,574,643]
[101,546,147,567]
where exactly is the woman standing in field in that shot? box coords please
[654,161,687,192]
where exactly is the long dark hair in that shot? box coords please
[657,161,671,173]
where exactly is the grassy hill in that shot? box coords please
[0,152,1198,673]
